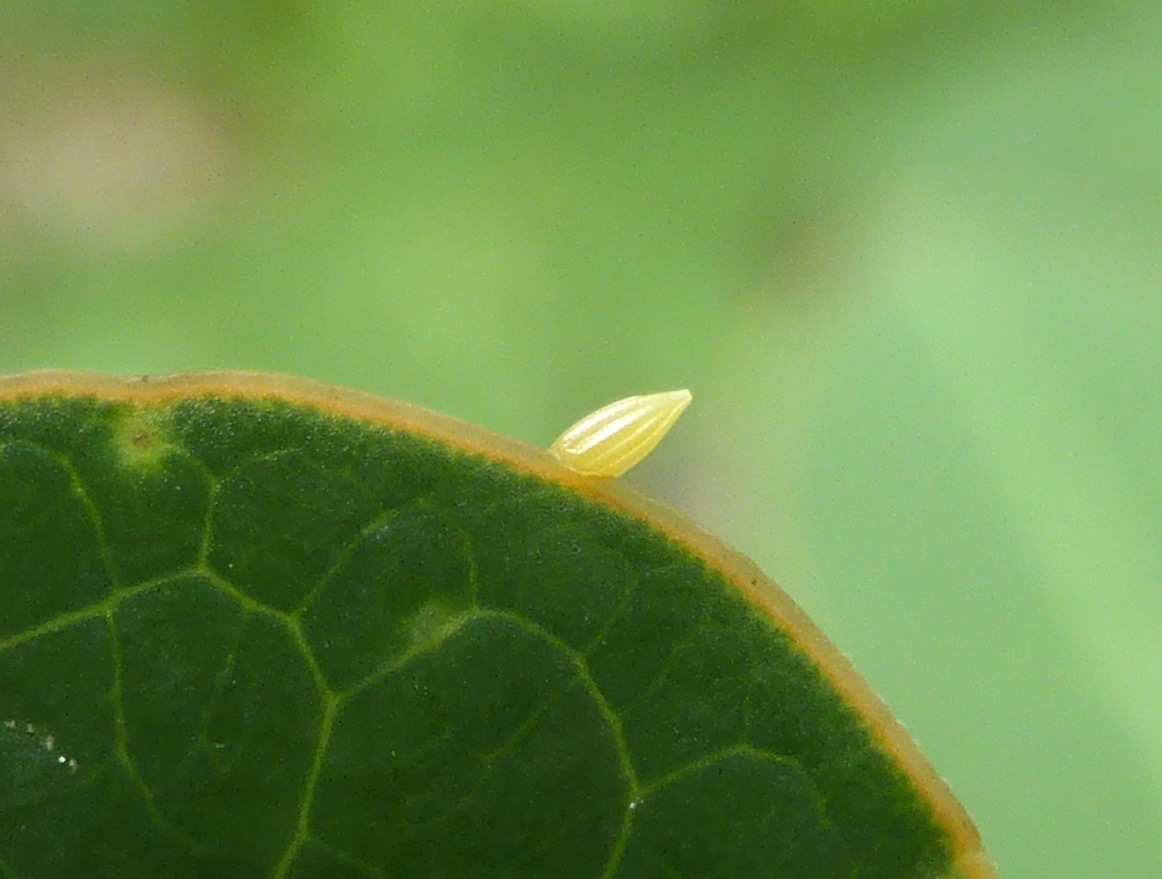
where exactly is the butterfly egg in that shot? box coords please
[550,389,692,477]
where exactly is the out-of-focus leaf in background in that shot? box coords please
[2,2,1160,877]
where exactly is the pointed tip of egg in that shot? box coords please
[653,388,692,409]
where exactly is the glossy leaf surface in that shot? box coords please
[0,372,994,879]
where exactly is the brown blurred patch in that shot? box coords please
[0,58,233,253]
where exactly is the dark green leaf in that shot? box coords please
[0,372,994,879]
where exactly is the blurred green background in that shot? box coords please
[2,2,1160,876]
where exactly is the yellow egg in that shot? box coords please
[550,389,692,477]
